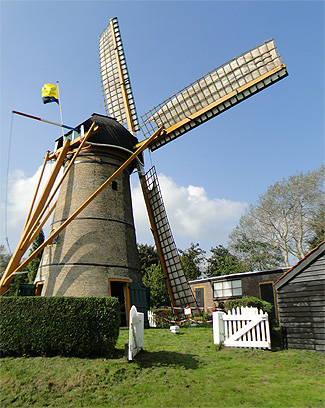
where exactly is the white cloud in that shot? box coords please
[2,164,59,249]
[131,173,247,250]
[2,167,247,254]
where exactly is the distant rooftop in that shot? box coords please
[189,267,290,284]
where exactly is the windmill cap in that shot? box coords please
[86,113,139,151]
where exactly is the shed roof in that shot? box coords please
[274,241,325,290]
[189,267,289,285]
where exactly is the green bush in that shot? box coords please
[151,308,177,327]
[0,297,120,357]
[222,295,273,315]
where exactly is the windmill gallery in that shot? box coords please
[0,18,288,325]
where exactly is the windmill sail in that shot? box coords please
[99,17,140,133]
[141,39,288,151]
[140,167,197,309]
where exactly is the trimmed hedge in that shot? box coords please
[223,296,273,315]
[0,297,120,357]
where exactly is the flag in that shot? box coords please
[42,83,59,104]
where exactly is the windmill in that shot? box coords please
[0,17,288,322]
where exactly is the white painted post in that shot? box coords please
[213,311,225,345]
[128,305,144,361]
[147,311,156,327]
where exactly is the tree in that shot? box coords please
[137,244,160,275]
[1,244,28,296]
[179,243,206,281]
[228,232,284,271]
[228,167,324,266]
[206,245,244,276]
[142,264,170,308]
[27,229,45,283]
[308,206,325,250]
[1,245,27,296]
[138,243,170,307]
[0,245,11,273]
[2,230,45,296]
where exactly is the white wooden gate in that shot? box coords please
[213,306,271,349]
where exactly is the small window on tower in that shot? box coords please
[112,181,118,191]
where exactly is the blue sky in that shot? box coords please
[0,1,324,261]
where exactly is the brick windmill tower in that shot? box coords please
[37,115,142,296]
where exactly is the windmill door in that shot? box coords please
[129,282,150,329]
[109,280,130,327]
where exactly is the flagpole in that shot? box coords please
[56,81,65,136]
[12,110,77,131]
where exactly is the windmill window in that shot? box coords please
[112,181,118,191]
[194,287,205,308]
[213,280,242,298]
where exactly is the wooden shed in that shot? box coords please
[274,242,325,352]
[189,267,289,311]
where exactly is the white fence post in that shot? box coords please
[213,311,225,345]
[128,305,144,361]
[147,310,156,327]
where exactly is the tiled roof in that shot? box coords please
[274,241,325,286]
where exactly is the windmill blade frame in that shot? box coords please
[99,17,140,133]
[140,39,288,151]
[139,166,198,310]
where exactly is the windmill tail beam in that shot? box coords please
[22,151,50,233]
[19,122,100,252]
[0,122,100,295]
[0,140,70,295]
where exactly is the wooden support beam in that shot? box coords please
[0,139,70,295]
[20,122,99,251]
[1,126,164,289]
[23,151,49,233]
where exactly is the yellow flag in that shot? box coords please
[42,83,59,104]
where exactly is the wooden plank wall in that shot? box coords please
[277,254,325,351]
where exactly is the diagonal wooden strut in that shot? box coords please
[0,140,70,295]
[0,122,100,295]
[19,122,99,251]
[23,150,49,233]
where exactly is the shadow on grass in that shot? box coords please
[133,350,200,369]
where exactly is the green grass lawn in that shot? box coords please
[1,326,324,408]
